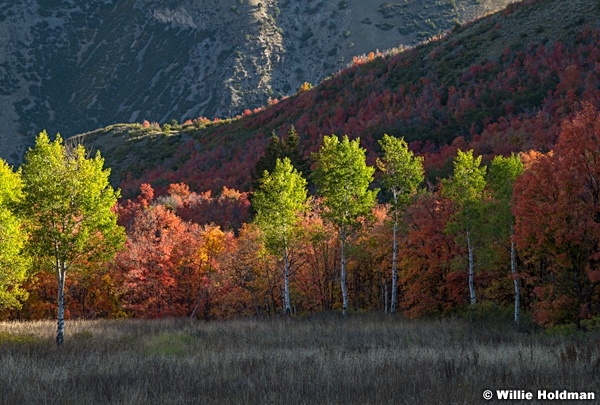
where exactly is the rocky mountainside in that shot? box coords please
[0,0,516,163]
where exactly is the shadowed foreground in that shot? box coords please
[0,315,598,404]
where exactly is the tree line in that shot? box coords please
[1,106,600,344]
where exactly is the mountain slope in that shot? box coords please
[0,0,516,164]
[71,0,600,196]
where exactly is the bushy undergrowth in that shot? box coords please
[0,315,598,404]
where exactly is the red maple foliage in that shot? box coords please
[399,192,467,317]
[514,104,600,326]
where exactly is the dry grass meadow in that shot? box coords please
[0,313,599,404]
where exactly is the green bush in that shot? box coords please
[545,323,581,337]
[581,316,600,332]
[0,332,41,345]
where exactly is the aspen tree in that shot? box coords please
[19,131,124,345]
[442,149,486,305]
[253,158,308,316]
[0,160,28,310]
[488,154,524,325]
[377,134,423,314]
[312,135,378,316]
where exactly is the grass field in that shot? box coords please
[0,314,598,404]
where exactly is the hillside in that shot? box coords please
[0,0,516,164]
[70,0,600,196]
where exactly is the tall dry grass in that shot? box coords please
[0,314,598,404]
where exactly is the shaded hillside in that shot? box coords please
[71,0,600,196]
[0,0,515,164]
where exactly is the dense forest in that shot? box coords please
[2,103,599,333]
[1,0,600,334]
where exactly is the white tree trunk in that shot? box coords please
[384,280,389,314]
[340,228,348,317]
[467,231,476,305]
[283,244,291,317]
[391,215,398,314]
[511,226,520,326]
[56,260,66,346]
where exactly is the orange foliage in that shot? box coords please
[514,104,600,326]
[298,82,313,93]
[293,209,340,312]
[115,205,197,318]
[399,193,466,317]
[215,223,278,317]
[20,261,122,320]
